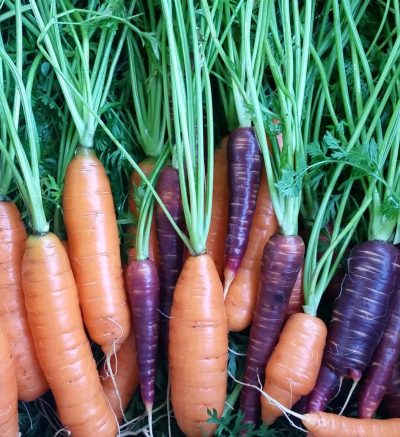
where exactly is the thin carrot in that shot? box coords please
[22,232,117,436]
[285,267,304,319]
[169,254,228,437]
[63,146,131,355]
[0,319,18,437]
[302,412,400,437]
[0,200,48,401]
[261,313,327,425]
[224,170,278,331]
[100,328,139,423]
[206,137,229,280]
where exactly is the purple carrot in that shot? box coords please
[155,166,184,349]
[381,361,400,418]
[126,259,160,413]
[307,365,341,413]
[307,241,400,413]
[224,127,262,290]
[239,234,305,426]
[358,285,400,418]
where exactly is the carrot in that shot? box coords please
[22,232,117,436]
[169,254,228,437]
[0,200,48,401]
[285,267,304,319]
[302,412,400,437]
[224,170,278,331]
[63,146,131,355]
[206,137,229,280]
[381,361,400,418]
[0,319,18,437]
[261,313,327,425]
[100,328,139,423]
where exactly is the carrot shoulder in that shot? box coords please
[169,254,228,437]
[22,232,117,436]
[63,146,130,355]
[0,201,48,401]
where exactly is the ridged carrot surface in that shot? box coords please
[0,201,48,401]
[0,319,18,437]
[206,137,229,280]
[63,146,130,355]
[22,232,117,436]
[261,313,327,425]
[169,254,228,437]
[224,170,277,331]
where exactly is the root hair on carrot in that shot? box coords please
[338,379,358,415]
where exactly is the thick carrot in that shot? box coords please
[224,170,278,331]
[0,200,48,401]
[155,166,184,348]
[224,127,262,289]
[100,328,139,423]
[240,234,305,425]
[285,267,304,319]
[302,412,400,437]
[169,254,228,437]
[261,313,327,425]
[63,146,130,355]
[206,137,229,280]
[0,319,18,437]
[22,232,117,436]
[126,259,159,413]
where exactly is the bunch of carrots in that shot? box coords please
[1,1,400,436]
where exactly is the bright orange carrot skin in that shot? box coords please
[100,328,139,423]
[302,412,400,437]
[0,201,48,401]
[63,146,130,355]
[261,313,327,425]
[206,137,229,280]
[22,232,117,436]
[0,320,18,437]
[285,267,304,319]
[225,170,278,331]
[169,254,228,437]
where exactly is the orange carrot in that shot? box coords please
[261,313,326,425]
[285,267,304,319]
[302,412,400,437]
[206,137,229,280]
[63,146,130,355]
[100,328,139,423]
[169,254,228,437]
[224,170,278,331]
[0,319,18,437]
[22,232,117,436]
[0,201,48,401]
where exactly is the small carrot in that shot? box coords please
[285,267,304,319]
[302,412,400,437]
[0,319,18,437]
[0,200,48,401]
[224,170,278,331]
[206,137,229,280]
[100,328,139,423]
[63,146,131,355]
[261,313,327,425]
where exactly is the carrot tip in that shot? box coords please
[223,269,235,299]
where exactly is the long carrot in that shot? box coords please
[23,233,117,436]
[261,313,327,425]
[206,137,229,280]
[224,170,278,331]
[100,328,139,423]
[302,412,400,437]
[0,200,48,401]
[63,146,131,355]
[0,319,18,437]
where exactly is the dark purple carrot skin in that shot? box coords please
[126,259,160,409]
[239,234,305,426]
[381,361,400,418]
[225,127,262,284]
[308,241,400,413]
[155,166,184,349]
[358,287,400,418]
[306,365,341,413]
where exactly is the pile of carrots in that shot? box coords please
[1,1,400,436]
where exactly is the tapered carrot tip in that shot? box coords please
[223,268,235,298]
